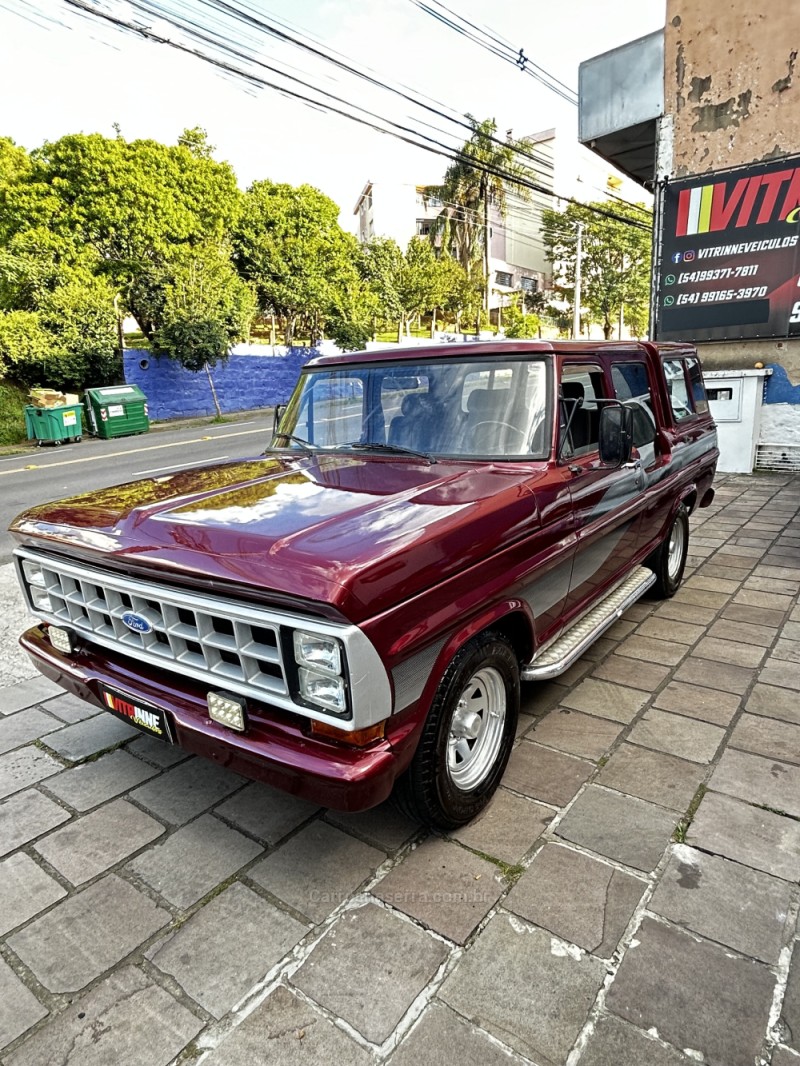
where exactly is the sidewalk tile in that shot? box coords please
[758,658,800,691]
[373,836,503,943]
[709,749,800,818]
[627,709,725,764]
[730,714,800,766]
[556,786,676,873]
[0,957,47,1053]
[606,917,774,1066]
[693,636,767,669]
[42,715,138,762]
[215,781,320,845]
[448,788,552,864]
[772,638,800,664]
[654,680,740,727]
[128,814,261,909]
[202,985,371,1066]
[34,798,164,885]
[615,636,687,667]
[722,602,787,628]
[503,742,593,807]
[597,743,705,812]
[44,749,158,811]
[327,801,420,852]
[687,791,800,881]
[746,683,800,726]
[0,709,61,756]
[636,617,706,645]
[655,599,718,626]
[733,589,794,611]
[4,966,201,1066]
[0,676,63,716]
[40,691,101,724]
[707,618,778,647]
[440,912,605,1064]
[590,655,671,691]
[150,882,305,1018]
[389,1001,523,1066]
[649,845,792,963]
[530,709,623,761]
[0,789,70,857]
[8,874,170,993]
[126,734,188,768]
[0,853,66,936]
[673,657,754,694]
[578,1014,694,1066]
[248,821,381,923]
[506,843,644,958]
[130,757,244,825]
[560,679,648,725]
[293,903,447,1045]
[0,746,63,801]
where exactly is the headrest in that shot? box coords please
[401,393,423,416]
[562,381,585,404]
[467,389,491,416]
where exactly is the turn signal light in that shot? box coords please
[309,720,385,747]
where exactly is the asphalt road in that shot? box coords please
[0,414,276,565]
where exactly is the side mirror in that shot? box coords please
[598,405,633,467]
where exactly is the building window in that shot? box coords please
[495,271,513,287]
[416,219,433,237]
[521,276,538,293]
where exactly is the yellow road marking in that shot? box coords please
[0,428,266,477]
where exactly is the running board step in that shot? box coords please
[521,566,656,681]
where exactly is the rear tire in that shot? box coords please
[648,504,689,598]
[395,632,519,829]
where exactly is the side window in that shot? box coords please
[663,359,695,423]
[685,357,709,414]
[560,364,605,458]
[612,362,656,449]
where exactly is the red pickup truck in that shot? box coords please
[11,341,717,828]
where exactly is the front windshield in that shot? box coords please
[274,356,551,460]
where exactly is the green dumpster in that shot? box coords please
[24,403,84,446]
[85,385,149,439]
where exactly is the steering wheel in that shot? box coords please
[473,420,526,452]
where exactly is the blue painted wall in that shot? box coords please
[123,347,318,421]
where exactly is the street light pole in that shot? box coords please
[572,222,583,340]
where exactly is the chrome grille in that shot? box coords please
[17,550,287,701]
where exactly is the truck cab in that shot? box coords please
[11,341,717,828]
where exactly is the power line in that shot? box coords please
[31,0,650,231]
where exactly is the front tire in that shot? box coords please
[648,504,689,598]
[395,632,519,829]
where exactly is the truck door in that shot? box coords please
[560,361,644,617]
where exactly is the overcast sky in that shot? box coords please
[0,0,665,226]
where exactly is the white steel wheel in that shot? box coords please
[447,667,507,791]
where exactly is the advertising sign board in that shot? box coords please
[656,156,800,341]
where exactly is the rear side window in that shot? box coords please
[685,357,709,414]
[662,359,694,422]
[612,362,656,448]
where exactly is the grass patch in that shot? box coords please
[124,331,151,349]
[0,380,30,447]
[673,783,707,843]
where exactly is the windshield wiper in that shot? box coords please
[339,441,436,464]
[270,432,317,452]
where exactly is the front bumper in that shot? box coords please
[20,625,404,812]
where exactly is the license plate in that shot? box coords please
[100,686,173,742]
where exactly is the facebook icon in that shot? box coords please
[671,251,683,264]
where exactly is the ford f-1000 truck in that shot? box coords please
[11,341,717,828]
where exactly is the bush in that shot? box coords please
[0,379,30,446]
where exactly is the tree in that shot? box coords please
[428,117,532,312]
[360,237,404,333]
[233,181,357,345]
[541,201,652,339]
[396,238,440,338]
[502,293,540,339]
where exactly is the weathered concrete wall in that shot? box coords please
[665,2,800,177]
[697,339,800,383]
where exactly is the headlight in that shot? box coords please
[298,668,347,713]
[293,631,342,676]
[23,561,47,589]
[31,586,52,612]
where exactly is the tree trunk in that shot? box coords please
[285,316,295,346]
[270,315,276,346]
[430,307,437,338]
[397,315,404,343]
[205,363,223,419]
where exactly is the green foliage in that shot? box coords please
[360,237,404,323]
[541,201,652,339]
[503,295,540,338]
[233,181,358,344]
[0,310,49,382]
[0,378,29,446]
[153,246,257,372]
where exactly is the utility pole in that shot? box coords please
[572,222,583,340]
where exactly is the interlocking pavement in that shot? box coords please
[0,473,799,1065]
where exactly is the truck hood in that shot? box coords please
[11,454,545,622]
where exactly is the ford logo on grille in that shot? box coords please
[121,611,152,634]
